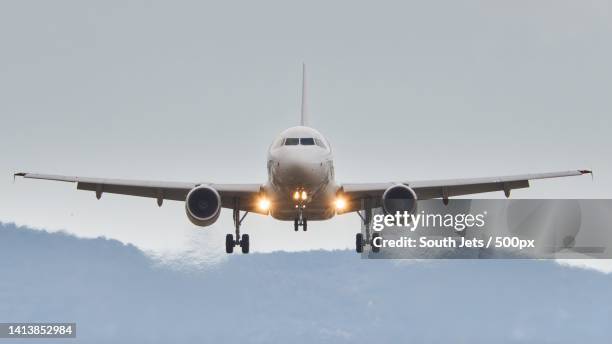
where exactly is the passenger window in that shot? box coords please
[284,138,299,145]
[300,138,315,145]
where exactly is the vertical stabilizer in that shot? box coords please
[300,63,307,126]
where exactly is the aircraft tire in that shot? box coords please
[241,234,250,254]
[225,234,234,254]
[371,233,381,253]
[356,233,364,253]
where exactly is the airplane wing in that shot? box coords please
[13,173,264,213]
[338,169,592,213]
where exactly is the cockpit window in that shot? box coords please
[300,138,315,145]
[284,138,299,145]
[283,137,327,147]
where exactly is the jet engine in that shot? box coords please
[382,184,418,215]
[185,186,222,226]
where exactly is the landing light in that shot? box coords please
[301,191,308,200]
[335,197,347,211]
[293,191,300,200]
[258,198,271,211]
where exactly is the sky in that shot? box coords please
[0,0,610,261]
[1,223,611,343]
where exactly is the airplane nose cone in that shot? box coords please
[279,160,324,186]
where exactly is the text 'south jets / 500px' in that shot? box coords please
[14,65,592,254]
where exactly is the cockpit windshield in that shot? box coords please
[282,137,327,148]
[284,138,299,145]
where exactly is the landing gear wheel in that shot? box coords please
[294,218,299,232]
[356,233,364,253]
[371,233,381,253]
[303,219,308,231]
[240,234,250,254]
[225,234,234,254]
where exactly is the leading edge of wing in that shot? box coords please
[407,170,591,189]
[340,169,592,200]
[13,172,263,201]
[14,173,196,189]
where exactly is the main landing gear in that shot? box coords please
[355,198,380,254]
[226,203,250,254]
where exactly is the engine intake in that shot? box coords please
[185,186,221,226]
[382,185,417,215]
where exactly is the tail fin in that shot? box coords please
[300,63,307,126]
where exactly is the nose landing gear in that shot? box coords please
[291,188,308,232]
[294,216,307,231]
[293,198,308,231]
[226,201,250,254]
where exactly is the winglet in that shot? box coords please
[300,63,307,126]
[579,169,594,180]
[13,172,26,183]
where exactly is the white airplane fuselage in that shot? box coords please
[265,126,338,221]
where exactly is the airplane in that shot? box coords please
[14,65,592,254]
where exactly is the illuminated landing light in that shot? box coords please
[335,197,347,211]
[301,191,308,200]
[258,198,271,211]
[293,191,300,200]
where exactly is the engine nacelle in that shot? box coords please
[382,184,418,215]
[185,186,222,227]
